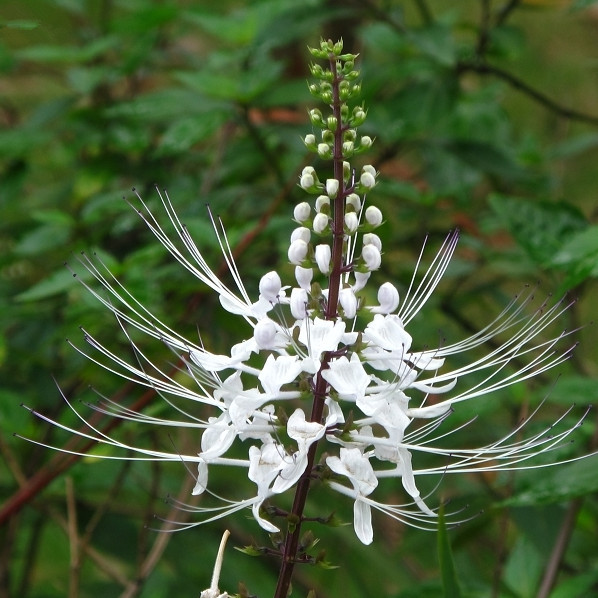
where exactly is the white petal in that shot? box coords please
[192,459,208,495]
[364,314,412,352]
[322,354,371,401]
[258,355,302,396]
[200,415,236,460]
[354,499,374,545]
[259,271,282,302]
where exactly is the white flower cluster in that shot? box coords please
[23,41,584,550]
[28,180,580,546]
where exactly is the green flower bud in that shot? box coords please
[327,116,338,131]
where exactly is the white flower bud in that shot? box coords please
[346,193,361,211]
[295,266,313,290]
[300,172,315,190]
[315,195,330,212]
[360,135,373,149]
[259,271,282,302]
[304,134,316,147]
[372,282,400,314]
[291,226,311,244]
[326,178,339,199]
[318,143,331,158]
[339,287,358,319]
[315,244,332,274]
[362,233,382,251]
[362,164,376,176]
[362,244,381,271]
[365,206,383,227]
[254,318,279,349]
[313,212,329,234]
[288,239,308,265]
[290,287,309,320]
[360,171,376,190]
[343,141,354,155]
[293,202,311,222]
[345,212,359,233]
[353,271,371,292]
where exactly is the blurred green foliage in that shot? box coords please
[1,1,597,597]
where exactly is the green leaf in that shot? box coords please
[445,140,526,181]
[502,455,598,507]
[437,506,462,598]
[0,19,40,30]
[488,194,588,266]
[16,36,118,63]
[156,114,225,156]
[549,570,598,598]
[410,23,457,67]
[503,535,543,598]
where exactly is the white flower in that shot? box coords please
[364,205,382,226]
[288,239,308,265]
[326,178,339,198]
[361,243,381,271]
[327,448,378,544]
[315,243,332,274]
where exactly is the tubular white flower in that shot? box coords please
[365,205,383,227]
[293,201,311,222]
[346,193,361,211]
[326,178,339,198]
[339,287,358,318]
[290,287,308,320]
[291,226,311,244]
[345,212,359,233]
[288,239,308,265]
[369,282,400,314]
[258,271,282,303]
[294,266,313,291]
[315,194,330,212]
[313,212,329,234]
[315,243,332,274]
[361,243,381,271]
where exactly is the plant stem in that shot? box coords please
[273,53,346,598]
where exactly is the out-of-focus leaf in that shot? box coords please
[569,0,598,11]
[549,132,598,159]
[536,375,598,407]
[489,194,588,266]
[549,570,598,598]
[488,25,525,60]
[16,36,119,63]
[0,19,40,30]
[503,536,543,598]
[445,140,526,181]
[156,114,225,156]
[502,455,598,507]
[437,506,462,598]
[410,23,457,67]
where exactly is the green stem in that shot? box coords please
[273,52,346,598]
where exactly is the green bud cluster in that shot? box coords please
[303,39,373,159]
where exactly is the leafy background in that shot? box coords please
[1,1,598,597]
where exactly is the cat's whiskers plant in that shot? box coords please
[21,39,591,597]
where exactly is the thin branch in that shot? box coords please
[495,0,521,26]
[458,60,598,127]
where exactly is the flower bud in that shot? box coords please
[365,205,383,227]
[346,193,361,211]
[362,244,381,271]
[374,282,400,314]
[288,239,308,265]
[304,134,317,149]
[254,318,279,349]
[343,141,354,156]
[360,171,376,190]
[315,244,332,274]
[339,287,358,319]
[309,109,324,127]
[362,233,381,251]
[326,178,339,199]
[313,212,329,234]
[352,107,366,126]
[315,195,330,212]
[327,116,338,130]
[291,226,311,244]
[318,143,332,158]
[293,202,311,222]
[362,165,376,176]
[290,287,309,320]
[360,136,373,149]
[259,271,282,302]
[295,266,313,291]
[345,212,359,233]
[300,172,315,190]
[343,161,351,182]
